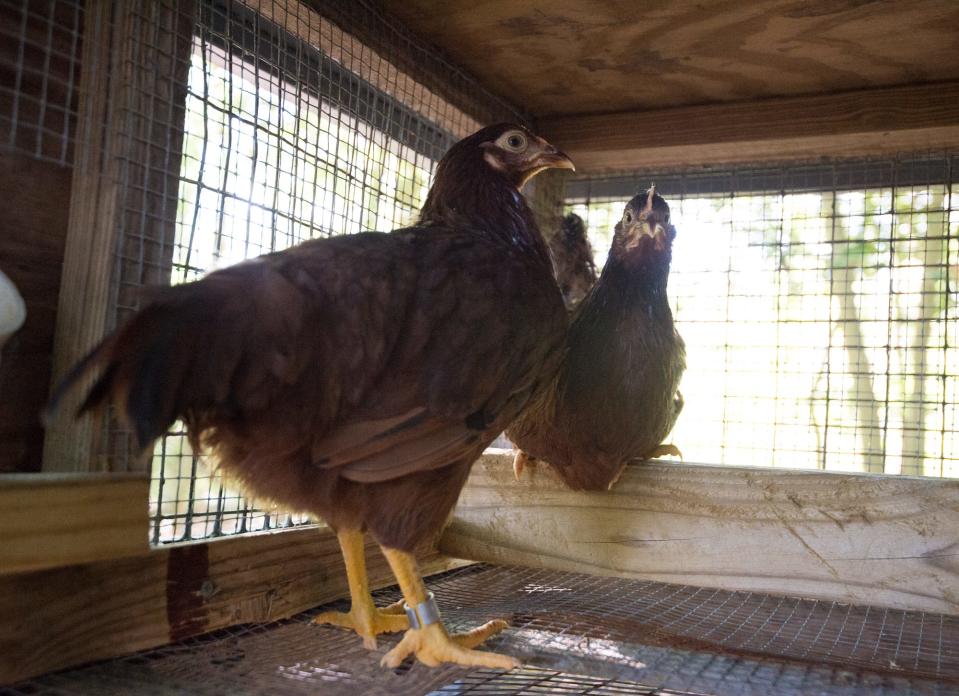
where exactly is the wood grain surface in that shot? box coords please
[540,81,959,171]
[0,524,468,684]
[442,453,959,615]
[377,0,959,116]
[0,474,150,574]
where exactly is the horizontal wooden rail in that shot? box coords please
[441,453,959,615]
[0,522,467,684]
[539,81,959,172]
[0,473,150,574]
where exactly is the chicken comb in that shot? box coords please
[644,184,656,212]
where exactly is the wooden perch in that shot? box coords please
[441,452,959,616]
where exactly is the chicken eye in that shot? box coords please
[497,130,528,152]
[624,211,633,224]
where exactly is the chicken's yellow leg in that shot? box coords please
[379,546,518,670]
[311,529,408,649]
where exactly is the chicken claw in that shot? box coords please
[647,443,683,460]
[379,545,519,670]
[380,621,517,670]
[312,598,409,650]
[512,450,532,480]
[606,443,684,490]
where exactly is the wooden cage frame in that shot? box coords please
[3,0,959,686]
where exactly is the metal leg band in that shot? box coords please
[403,591,441,630]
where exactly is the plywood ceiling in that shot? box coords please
[376,0,959,118]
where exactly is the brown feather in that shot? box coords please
[548,212,597,309]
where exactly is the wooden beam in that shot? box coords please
[441,453,959,616]
[539,82,959,172]
[0,525,468,684]
[0,474,150,574]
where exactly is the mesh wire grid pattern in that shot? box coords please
[0,0,83,165]
[1,0,524,542]
[6,564,958,695]
[567,155,959,478]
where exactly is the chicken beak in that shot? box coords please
[625,218,667,251]
[534,145,575,172]
[517,146,575,187]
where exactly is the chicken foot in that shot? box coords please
[605,444,684,490]
[311,529,409,649]
[379,546,518,670]
[512,449,534,480]
[645,443,683,460]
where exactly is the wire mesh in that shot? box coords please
[6,565,957,695]
[0,0,83,165]
[567,156,959,477]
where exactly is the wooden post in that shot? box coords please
[43,0,197,472]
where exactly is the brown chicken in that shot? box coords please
[507,189,685,490]
[48,124,571,669]
[548,212,597,309]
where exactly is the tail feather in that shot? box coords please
[45,257,321,454]
[45,279,243,451]
[43,333,118,427]
[120,318,183,446]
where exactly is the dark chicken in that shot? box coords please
[48,124,571,669]
[507,189,685,490]
[548,212,597,309]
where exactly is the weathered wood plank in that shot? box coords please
[377,0,959,117]
[0,474,150,574]
[0,525,469,684]
[539,82,959,172]
[441,453,959,615]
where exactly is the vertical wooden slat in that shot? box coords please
[43,0,197,472]
[43,0,127,472]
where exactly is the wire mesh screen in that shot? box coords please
[0,0,82,165]
[2,0,524,541]
[566,156,959,477]
[8,565,958,695]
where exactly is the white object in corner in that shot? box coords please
[0,269,27,352]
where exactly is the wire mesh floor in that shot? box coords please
[5,564,958,695]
